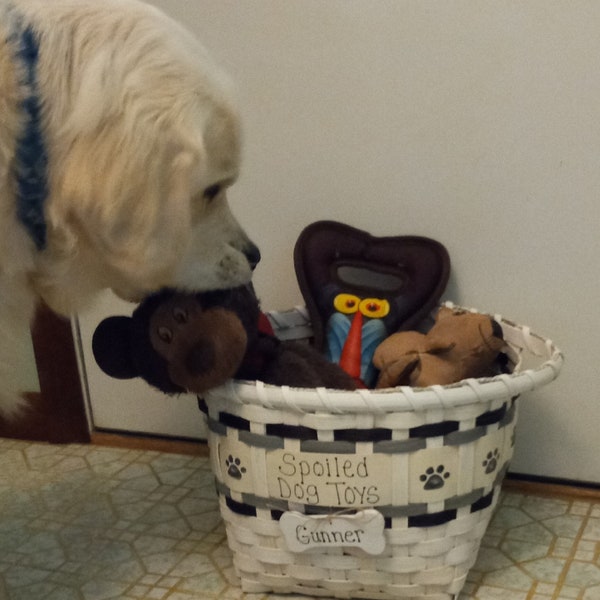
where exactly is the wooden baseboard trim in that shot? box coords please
[90,431,210,457]
[504,476,600,500]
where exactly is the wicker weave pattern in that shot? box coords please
[219,497,492,598]
[202,304,563,599]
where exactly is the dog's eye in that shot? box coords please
[203,184,222,202]
[158,326,173,343]
[173,307,188,324]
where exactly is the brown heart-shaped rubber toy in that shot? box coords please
[294,221,450,386]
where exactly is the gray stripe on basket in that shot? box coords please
[445,488,485,510]
[214,481,290,513]
[444,427,486,446]
[377,503,429,518]
[299,440,356,454]
[207,417,227,436]
[500,401,518,427]
[238,430,285,449]
[373,438,427,454]
[215,481,501,524]
[242,493,290,512]
[215,480,228,497]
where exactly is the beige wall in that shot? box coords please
[147,1,598,483]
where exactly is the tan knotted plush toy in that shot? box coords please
[373,306,506,388]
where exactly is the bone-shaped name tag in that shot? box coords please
[280,509,385,555]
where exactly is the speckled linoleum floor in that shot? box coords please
[0,437,599,600]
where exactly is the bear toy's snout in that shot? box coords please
[185,340,215,375]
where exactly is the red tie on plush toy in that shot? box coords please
[339,309,364,382]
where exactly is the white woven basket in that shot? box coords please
[200,302,563,600]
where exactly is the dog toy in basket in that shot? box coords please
[294,220,450,387]
[92,285,357,393]
[373,305,507,388]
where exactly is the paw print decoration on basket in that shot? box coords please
[199,301,563,600]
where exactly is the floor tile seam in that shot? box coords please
[526,581,545,600]
[14,516,213,592]
[550,498,592,600]
[15,446,37,474]
[534,514,583,549]
[97,453,155,479]
[56,560,177,598]
[137,520,227,598]
[205,527,244,600]
[472,498,573,597]
[475,516,529,593]
[486,517,517,592]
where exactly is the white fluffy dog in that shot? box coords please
[0,0,260,417]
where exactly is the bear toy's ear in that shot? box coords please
[92,316,139,379]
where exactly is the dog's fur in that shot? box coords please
[0,0,259,418]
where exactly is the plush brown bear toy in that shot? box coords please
[373,306,506,388]
[92,285,357,394]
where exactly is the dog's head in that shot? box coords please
[22,0,260,312]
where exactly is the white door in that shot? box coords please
[75,291,207,439]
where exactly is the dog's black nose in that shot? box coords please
[245,243,261,270]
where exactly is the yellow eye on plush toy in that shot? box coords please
[333,293,360,314]
[359,298,390,319]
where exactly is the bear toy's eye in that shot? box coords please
[158,326,173,343]
[173,306,188,324]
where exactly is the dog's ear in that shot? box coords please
[50,120,200,292]
[92,316,139,379]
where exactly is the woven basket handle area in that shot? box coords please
[207,303,563,414]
